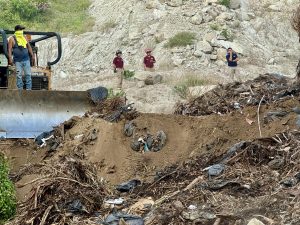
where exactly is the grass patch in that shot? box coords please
[0,154,16,224]
[218,0,230,8]
[164,32,196,48]
[220,28,233,41]
[123,70,135,80]
[108,88,125,98]
[174,76,210,99]
[100,20,118,32]
[210,23,221,31]
[0,0,94,34]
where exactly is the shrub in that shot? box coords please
[218,0,230,8]
[108,88,125,98]
[164,32,196,48]
[123,70,135,80]
[220,28,233,41]
[0,154,16,224]
[174,76,209,99]
[210,23,221,31]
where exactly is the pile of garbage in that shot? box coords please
[129,131,300,224]
[175,74,300,116]
[7,157,110,225]
[124,121,167,153]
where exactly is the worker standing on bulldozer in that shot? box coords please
[112,50,124,89]
[8,25,34,90]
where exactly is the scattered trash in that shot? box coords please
[203,164,225,178]
[74,134,84,140]
[130,130,167,153]
[105,198,124,205]
[103,212,144,225]
[187,205,197,210]
[67,199,88,214]
[124,121,136,137]
[246,117,254,125]
[35,131,54,147]
[116,179,141,192]
[268,156,285,170]
[182,209,216,221]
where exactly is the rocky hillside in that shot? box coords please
[38,0,300,112]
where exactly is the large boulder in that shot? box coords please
[196,40,213,54]
[230,0,240,9]
[190,14,203,25]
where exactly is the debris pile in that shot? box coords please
[7,157,110,225]
[130,131,300,224]
[175,74,300,116]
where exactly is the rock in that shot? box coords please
[154,33,165,43]
[268,4,281,12]
[267,58,275,65]
[172,56,184,66]
[230,0,240,9]
[59,70,68,79]
[268,156,285,170]
[216,12,234,22]
[190,14,203,25]
[247,218,265,225]
[210,54,218,60]
[217,48,227,60]
[173,200,184,212]
[166,0,183,7]
[196,40,213,54]
[144,74,163,85]
[182,210,216,221]
[214,40,244,55]
[145,0,159,9]
[203,14,213,23]
[203,32,217,43]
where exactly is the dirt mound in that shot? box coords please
[1,75,300,224]
[175,74,300,116]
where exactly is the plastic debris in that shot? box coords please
[105,198,124,205]
[203,164,225,178]
[116,179,141,192]
[67,199,88,214]
[35,131,54,147]
[247,218,265,225]
[124,121,136,137]
[103,211,144,225]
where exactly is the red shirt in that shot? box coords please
[144,55,156,68]
[113,56,124,69]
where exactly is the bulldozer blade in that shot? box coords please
[0,90,92,138]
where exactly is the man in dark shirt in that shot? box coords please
[112,50,124,89]
[8,25,34,90]
[226,47,239,81]
[143,49,156,71]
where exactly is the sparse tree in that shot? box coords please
[292,5,300,81]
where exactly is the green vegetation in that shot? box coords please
[220,28,233,41]
[164,32,196,48]
[210,23,221,31]
[108,88,125,98]
[0,0,94,34]
[218,0,230,8]
[0,154,16,224]
[123,70,135,80]
[174,76,210,99]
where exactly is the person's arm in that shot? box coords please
[229,52,233,61]
[152,56,156,63]
[226,54,230,62]
[8,38,13,65]
[233,54,239,62]
[143,57,147,70]
[27,42,35,65]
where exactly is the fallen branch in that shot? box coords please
[257,95,265,138]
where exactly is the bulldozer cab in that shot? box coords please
[0,29,62,90]
[0,29,91,139]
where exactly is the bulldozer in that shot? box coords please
[0,29,92,138]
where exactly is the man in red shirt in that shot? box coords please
[143,49,156,71]
[112,50,124,89]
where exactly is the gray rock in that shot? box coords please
[196,40,213,54]
[230,0,240,9]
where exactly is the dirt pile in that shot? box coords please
[1,75,300,224]
[175,74,300,116]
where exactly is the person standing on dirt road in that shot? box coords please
[113,50,124,89]
[226,47,239,82]
[143,49,156,71]
[8,25,34,90]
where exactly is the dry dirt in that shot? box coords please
[1,98,298,188]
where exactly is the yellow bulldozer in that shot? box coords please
[0,29,93,138]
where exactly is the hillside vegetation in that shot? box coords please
[0,0,94,34]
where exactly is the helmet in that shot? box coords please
[116,50,122,55]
